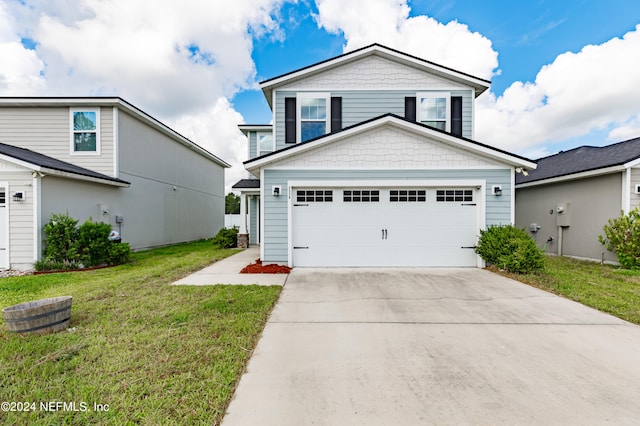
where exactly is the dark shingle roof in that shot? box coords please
[516,137,640,185]
[232,179,260,189]
[0,143,130,185]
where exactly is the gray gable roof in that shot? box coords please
[232,178,260,189]
[516,136,640,185]
[0,142,130,186]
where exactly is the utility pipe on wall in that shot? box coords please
[557,226,563,257]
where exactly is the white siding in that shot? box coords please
[630,167,640,211]
[0,161,34,269]
[0,106,115,176]
[273,125,502,169]
[285,55,468,90]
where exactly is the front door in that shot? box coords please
[0,184,8,269]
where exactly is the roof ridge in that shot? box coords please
[259,43,491,86]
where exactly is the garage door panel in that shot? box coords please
[292,187,479,267]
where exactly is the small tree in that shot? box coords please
[599,208,640,269]
[225,193,240,214]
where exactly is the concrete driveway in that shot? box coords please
[222,268,640,425]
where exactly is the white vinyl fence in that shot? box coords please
[224,214,246,230]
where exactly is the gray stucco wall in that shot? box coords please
[116,109,225,246]
[515,173,622,262]
[262,168,511,263]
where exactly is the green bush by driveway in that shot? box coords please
[0,240,281,425]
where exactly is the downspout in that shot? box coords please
[557,226,563,257]
[32,171,43,263]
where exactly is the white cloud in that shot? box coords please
[0,3,46,94]
[314,0,640,156]
[169,97,249,194]
[0,0,287,192]
[476,25,640,153]
[607,115,640,142]
[314,0,498,80]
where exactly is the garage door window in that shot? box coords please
[436,189,473,202]
[344,190,379,202]
[390,189,426,202]
[297,190,333,202]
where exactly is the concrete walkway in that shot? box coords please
[172,246,288,286]
[222,268,640,425]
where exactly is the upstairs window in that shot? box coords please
[70,108,100,154]
[257,132,274,157]
[417,92,450,132]
[297,93,330,143]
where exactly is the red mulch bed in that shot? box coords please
[240,259,292,274]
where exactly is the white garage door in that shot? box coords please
[292,187,479,267]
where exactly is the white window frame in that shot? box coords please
[70,107,101,155]
[296,92,331,143]
[257,131,274,157]
[416,92,450,132]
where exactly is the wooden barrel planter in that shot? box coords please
[2,296,73,335]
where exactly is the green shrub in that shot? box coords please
[475,225,545,274]
[78,219,112,266]
[599,208,640,269]
[34,259,81,272]
[36,213,131,271]
[107,242,131,266]
[212,227,238,248]
[42,213,80,265]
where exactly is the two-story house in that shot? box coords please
[0,97,229,270]
[233,44,536,267]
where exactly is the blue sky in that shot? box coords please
[1,0,640,187]
[236,0,640,149]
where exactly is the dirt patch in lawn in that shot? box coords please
[240,259,292,274]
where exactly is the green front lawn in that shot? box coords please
[492,255,640,325]
[0,241,281,425]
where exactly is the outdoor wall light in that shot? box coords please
[12,191,25,202]
[492,185,502,196]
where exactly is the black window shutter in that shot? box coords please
[331,97,342,132]
[404,97,416,121]
[451,96,463,136]
[285,97,296,143]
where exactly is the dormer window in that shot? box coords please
[417,92,450,132]
[297,93,330,143]
[70,108,100,155]
[258,131,274,156]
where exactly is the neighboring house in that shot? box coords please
[233,44,535,267]
[0,97,230,270]
[515,136,640,262]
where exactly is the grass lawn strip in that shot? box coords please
[490,255,640,325]
[0,241,281,425]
